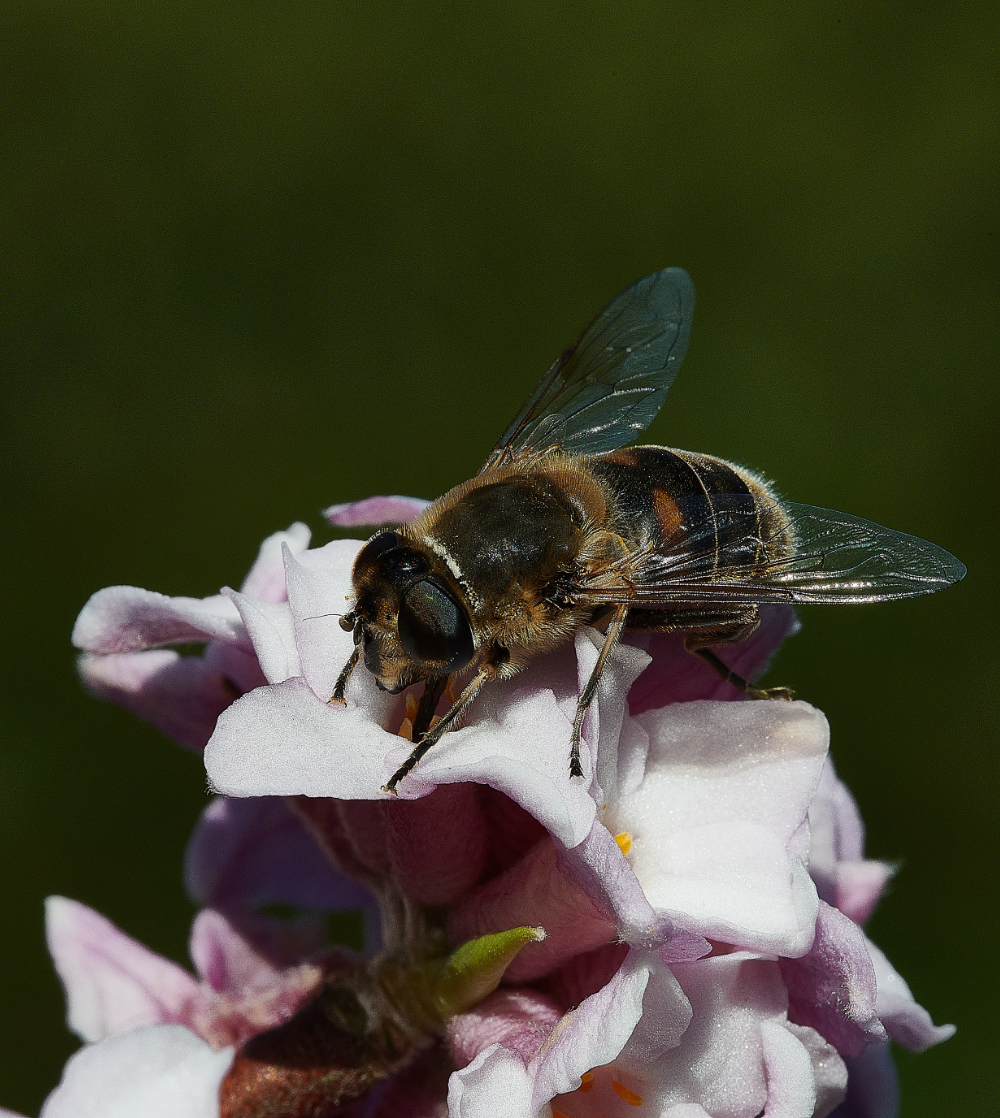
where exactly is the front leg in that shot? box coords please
[383,647,507,794]
[330,646,360,704]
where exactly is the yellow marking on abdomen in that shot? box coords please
[651,487,684,540]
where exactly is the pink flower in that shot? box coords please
[38,794,381,1115]
[72,522,314,751]
[37,497,952,1118]
[448,950,849,1118]
[70,498,435,752]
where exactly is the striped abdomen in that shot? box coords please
[589,445,785,578]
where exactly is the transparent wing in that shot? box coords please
[480,268,695,473]
[580,497,967,606]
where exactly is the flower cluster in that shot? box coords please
[20,498,953,1117]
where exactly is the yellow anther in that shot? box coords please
[611,1080,643,1106]
[614,832,633,856]
[579,1070,595,1093]
[398,693,422,740]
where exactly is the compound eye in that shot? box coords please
[379,546,429,581]
[352,531,430,587]
[398,579,474,672]
[353,530,399,572]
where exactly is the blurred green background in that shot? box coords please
[1,1,995,1112]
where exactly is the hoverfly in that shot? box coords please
[333,269,965,793]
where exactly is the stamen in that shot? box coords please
[579,1070,595,1093]
[611,1080,643,1106]
[614,832,633,855]
[551,1111,570,1118]
[398,693,421,741]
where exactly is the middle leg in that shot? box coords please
[569,604,630,778]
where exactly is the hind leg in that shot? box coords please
[683,615,794,701]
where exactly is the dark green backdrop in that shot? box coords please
[1,2,995,1113]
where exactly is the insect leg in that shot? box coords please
[569,604,630,779]
[330,647,360,704]
[685,639,794,701]
[383,667,491,795]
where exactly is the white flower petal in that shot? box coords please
[39,1025,232,1118]
[77,650,236,752]
[574,629,651,807]
[206,678,396,798]
[284,539,364,701]
[205,648,604,847]
[409,683,596,847]
[529,952,656,1111]
[782,1023,848,1118]
[618,701,826,955]
[239,523,311,602]
[808,759,894,924]
[866,938,955,1051]
[45,898,198,1044]
[221,590,300,685]
[759,1019,817,1118]
[73,587,244,654]
[447,1043,535,1118]
[648,953,780,1117]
